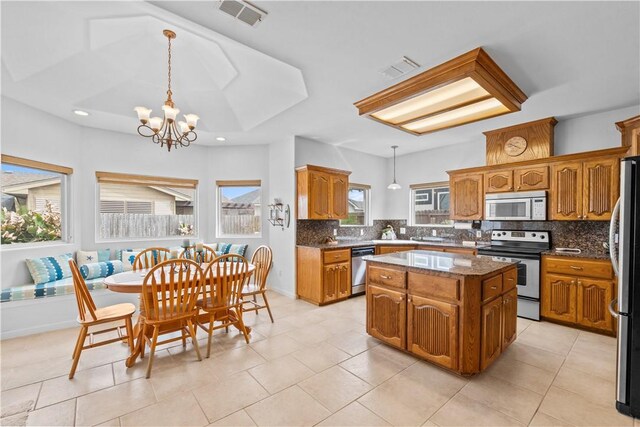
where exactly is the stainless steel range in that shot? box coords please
[478,230,550,320]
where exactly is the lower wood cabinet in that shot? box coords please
[367,285,406,349]
[541,255,616,334]
[407,295,458,370]
[297,247,351,305]
[376,245,417,255]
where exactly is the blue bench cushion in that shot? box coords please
[218,243,248,258]
[80,261,123,280]
[25,253,73,285]
[1,277,107,302]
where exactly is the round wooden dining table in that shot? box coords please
[104,263,255,367]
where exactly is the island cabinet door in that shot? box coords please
[481,296,503,370]
[367,285,406,349]
[501,288,518,349]
[541,274,577,323]
[407,295,458,370]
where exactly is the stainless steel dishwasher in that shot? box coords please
[351,246,375,296]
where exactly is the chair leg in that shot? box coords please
[253,293,257,315]
[187,319,202,361]
[145,326,159,379]
[181,328,187,349]
[235,309,250,344]
[69,326,88,379]
[262,291,274,323]
[205,319,214,359]
[140,324,147,359]
[124,317,135,353]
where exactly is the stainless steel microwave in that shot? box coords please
[485,191,547,221]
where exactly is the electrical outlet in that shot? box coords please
[333,228,337,236]
[476,230,482,238]
[400,227,406,234]
[360,229,364,236]
[432,229,437,237]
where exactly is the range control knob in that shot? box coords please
[532,233,537,237]
[540,235,546,239]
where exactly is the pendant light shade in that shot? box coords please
[388,145,401,190]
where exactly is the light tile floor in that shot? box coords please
[0,292,635,426]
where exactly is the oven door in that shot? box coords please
[477,251,540,299]
[485,198,532,221]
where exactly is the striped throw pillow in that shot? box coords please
[80,261,124,280]
[25,253,73,285]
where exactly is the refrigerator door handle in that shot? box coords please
[610,198,621,277]
[609,298,619,318]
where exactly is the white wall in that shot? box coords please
[294,136,388,221]
[267,138,297,297]
[385,104,640,219]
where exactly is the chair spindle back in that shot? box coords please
[202,254,249,309]
[180,245,218,264]
[69,259,98,322]
[133,248,172,271]
[250,245,273,291]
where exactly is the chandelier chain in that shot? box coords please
[167,35,172,101]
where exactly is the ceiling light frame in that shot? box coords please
[354,47,528,136]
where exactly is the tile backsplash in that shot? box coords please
[296,219,610,256]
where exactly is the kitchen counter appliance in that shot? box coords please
[485,191,547,221]
[612,156,640,417]
[351,246,375,296]
[478,230,550,320]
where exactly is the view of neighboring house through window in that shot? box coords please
[341,184,371,226]
[1,156,71,245]
[410,181,452,226]
[96,172,197,240]
[217,180,261,237]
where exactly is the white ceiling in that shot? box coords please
[2,1,639,157]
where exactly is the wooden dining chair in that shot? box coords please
[133,247,171,271]
[140,259,204,378]
[179,245,217,264]
[68,260,135,379]
[241,245,274,323]
[197,254,251,358]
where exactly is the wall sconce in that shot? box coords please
[268,199,290,229]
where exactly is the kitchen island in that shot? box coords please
[364,250,518,375]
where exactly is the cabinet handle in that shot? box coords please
[577,280,582,287]
[491,286,498,290]
[380,275,392,280]
[334,255,340,258]
[507,278,515,282]
[570,265,583,270]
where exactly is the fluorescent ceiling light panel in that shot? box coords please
[355,47,527,135]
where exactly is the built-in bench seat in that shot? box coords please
[1,277,107,303]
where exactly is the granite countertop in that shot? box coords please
[542,250,611,260]
[297,239,489,250]
[363,249,517,276]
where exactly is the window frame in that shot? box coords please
[340,183,372,227]
[94,171,199,243]
[216,179,263,239]
[1,155,72,249]
[409,180,453,228]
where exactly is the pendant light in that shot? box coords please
[388,145,402,190]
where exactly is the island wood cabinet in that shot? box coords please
[541,255,616,334]
[296,165,350,220]
[366,261,518,375]
[449,172,484,220]
[375,245,477,256]
[297,247,351,305]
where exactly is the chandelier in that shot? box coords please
[134,29,199,152]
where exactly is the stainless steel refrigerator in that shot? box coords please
[612,155,640,417]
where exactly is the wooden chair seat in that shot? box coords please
[77,302,136,324]
[241,283,261,295]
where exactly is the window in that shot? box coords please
[340,183,371,226]
[217,180,261,237]
[1,155,72,245]
[410,181,453,227]
[96,172,197,240]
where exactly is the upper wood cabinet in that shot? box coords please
[485,170,513,193]
[551,156,619,221]
[449,172,484,220]
[514,166,549,191]
[296,165,351,220]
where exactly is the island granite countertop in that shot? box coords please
[363,249,517,277]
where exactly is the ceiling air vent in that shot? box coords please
[218,0,267,27]
[380,56,420,79]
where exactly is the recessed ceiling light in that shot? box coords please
[216,137,226,142]
[73,109,89,116]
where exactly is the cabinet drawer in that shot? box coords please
[482,274,503,303]
[503,268,517,292]
[544,257,613,279]
[368,266,406,289]
[323,249,350,264]
[408,272,459,302]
